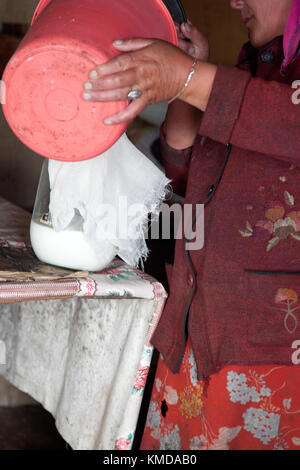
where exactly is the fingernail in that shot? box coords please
[84,81,93,90]
[89,70,98,80]
[82,92,91,100]
[104,118,113,125]
[183,22,190,32]
[113,40,123,46]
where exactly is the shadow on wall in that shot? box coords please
[0,108,43,212]
[0,31,43,212]
[0,1,42,211]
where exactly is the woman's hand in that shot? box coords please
[164,21,209,150]
[175,20,209,62]
[82,38,193,125]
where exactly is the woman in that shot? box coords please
[83,0,300,450]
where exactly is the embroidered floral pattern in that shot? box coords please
[227,371,271,404]
[107,268,137,282]
[78,278,97,296]
[189,426,242,450]
[274,288,300,334]
[160,425,182,450]
[188,348,198,387]
[133,366,149,394]
[239,192,300,251]
[179,384,204,419]
[141,339,300,451]
[115,434,133,450]
[243,408,280,445]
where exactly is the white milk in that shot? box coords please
[30,220,118,272]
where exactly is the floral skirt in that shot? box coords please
[140,339,300,450]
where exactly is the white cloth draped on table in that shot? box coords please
[0,296,161,450]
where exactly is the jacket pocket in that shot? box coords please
[244,269,300,347]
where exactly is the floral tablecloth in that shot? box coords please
[0,197,167,450]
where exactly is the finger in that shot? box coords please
[104,98,147,125]
[112,37,155,51]
[190,28,207,47]
[82,86,131,102]
[181,22,207,48]
[89,38,156,79]
[177,38,192,54]
[90,53,137,80]
[84,68,136,91]
[181,22,192,39]
[175,23,185,40]
[187,45,195,56]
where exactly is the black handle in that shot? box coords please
[161,0,187,24]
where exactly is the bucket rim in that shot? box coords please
[32,0,179,31]
[31,0,52,24]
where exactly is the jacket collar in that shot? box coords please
[237,36,284,70]
[236,35,299,82]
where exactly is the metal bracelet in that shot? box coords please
[168,59,198,104]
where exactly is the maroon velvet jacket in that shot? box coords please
[151,36,300,380]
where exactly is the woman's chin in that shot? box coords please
[248,28,278,49]
[248,31,268,48]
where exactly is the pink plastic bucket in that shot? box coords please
[1,0,177,162]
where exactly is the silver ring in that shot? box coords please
[128,86,143,100]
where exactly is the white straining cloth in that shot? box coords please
[48,133,170,267]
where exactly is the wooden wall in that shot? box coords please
[181,0,248,65]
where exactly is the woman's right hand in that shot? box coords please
[164,21,209,150]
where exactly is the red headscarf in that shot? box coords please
[282,0,300,67]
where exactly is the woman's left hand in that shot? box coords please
[82,38,193,125]
[175,20,209,61]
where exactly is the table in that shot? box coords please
[0,197,167,450]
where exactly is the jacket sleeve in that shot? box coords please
[200,64,300,166]
[160,126,193,198]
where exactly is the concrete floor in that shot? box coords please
[0,405,67,450]
[0,370,157,450]
[0,401,152,450]
[0,378,157,450]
